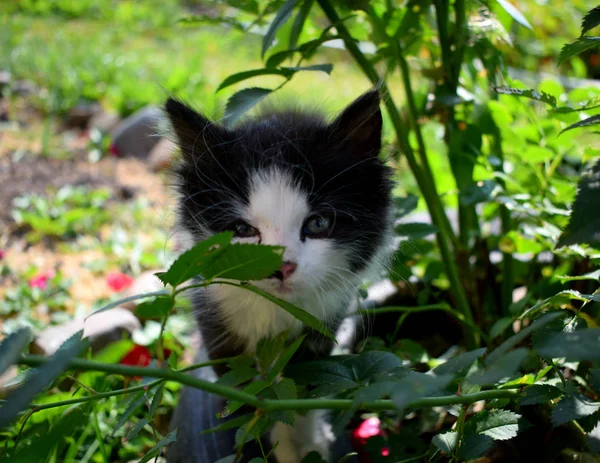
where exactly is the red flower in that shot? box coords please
[29,272,52,290]
[0,249,5,260]
[109,143,120,157]
[106,271,135,292]
[120,345,152,367]
[351,417,391,463]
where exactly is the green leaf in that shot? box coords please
[496,0,532,29]
[464,410,522,440]
[126,418,149,441]
[557,269,600,283]
[271,378,298,425]
[552,394,600,427]
[493,86,557,107]
[224,87,273,127]
[590,369,600,394]
[394,194,419,218]
[201,413,254,436]
[262,0,296,57]
[582,7,600,36]
[217,367,260,387]
[588,422,600,453]
[535,328,600,361]
[289,0,314,49]
[468,348,529,385]
[221,379,270,417]
[202,244,284,281]
[135,295,174,318]
[137,430,178,463]
[459,180,499,206]
[521,291,600,319]
[0,331,84,429]
[458,434,494,460]
[431,431,457,454]
[156,232,233,287]
[149,383,164,418]
[231,282,335,340]
[301,451,327,463]
[0,327,32,377]
[87,290,169,317]
[392,372,453,410]
[521,384,563,406]
[217,68,293,92]
[267,334,306,382]
[560,114,600,135]
[489,317,513,339]
[559,37,600,65]
[112,392,145,436]
[214,456,236,463]
[433,348,487,378]
[282,64,333,74]
[395,222,438,239]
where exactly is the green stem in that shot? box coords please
[14,355,520,412]
[453,404,469,462]
[317,0,476,349]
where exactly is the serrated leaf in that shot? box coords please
[126,418,149,441]
[112,392,145,436]
[352,381,397,405]
[552,394,600,427]
[590,369,600,394]
[521,292,599,319]
[224,87,273,127]
[87,290,169,317]
[493,86,556,107]
[221,380,270,418]
[201,413,254,436]
[536,328,600,361]
[217,68,293,92]
[218,367,259,387]
[468,348,529,385]
[559,37,600,65]
[282,64,333,74]
[267,334,306,382]
[432,431,457,454]
[588,421,600,453]
[262,0,296,57]
[203,243,284,281]
[392,372,454,410]
[561,114,600,136]
[135,295,174,318]
[395,222,438,239]
[582,7,600,36]
[0,327,32,377]
[521,384,563,405]
[459,434,494,460]
[557,269,600,282]
[460,180,500,206]
[231,283,335,340]
[496,0,532,29]
[394,194,419,218]
[289,0,314,49]
[0,331,84,429]
[464,409,522,440]
[433,348,487,378]
[271,378,298,425]
[137,429,178,463]
[156,232,233,287]
[149,383,164,418]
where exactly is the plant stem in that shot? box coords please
[15,355,520,412]
[453,404,469,462]
[317,0,476,349]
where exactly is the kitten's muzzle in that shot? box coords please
[268,261,297,281]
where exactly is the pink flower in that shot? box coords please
[106,272,135,292]
[109,143,120,157]
[29,273,51,290]
[354,417,382,440]
[0,249,5,260]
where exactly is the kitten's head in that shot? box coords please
[165,91,393,313]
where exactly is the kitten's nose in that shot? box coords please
[270,261,297,280]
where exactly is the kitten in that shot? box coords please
[165,90,394,463]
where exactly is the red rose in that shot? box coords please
[106,272,135,292]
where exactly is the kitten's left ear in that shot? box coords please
[328,90,382,158]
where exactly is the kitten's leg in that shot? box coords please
[271,410,334,463]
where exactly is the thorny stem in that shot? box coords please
[452,404,469,462]
[14,354,521,413]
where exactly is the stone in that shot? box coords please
[31,307,141,355]
[0,365,19,399]
[64,102,102,129]
[120,270,166,310]
[88,110,120,133]
[110,106,162,159]
[148,138,176,172]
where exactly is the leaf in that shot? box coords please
[493,86,557,107]
[464,410,522,440]
[262,0,296,57]
[590,369,600,394]
[559,37,600,65]
[135,295,174,318]
[201,413,254,436]
[217,367,259,387]
[458,434,494,460]
[271,378,298,425]
[267,334,306,382]
[557,269,600,282]
[394,194,419,218]
[301,451,327,463]
[221,380,270,417]
[496,0,532,29]
[392,372,454,410]
[282,64,333,74]
[156,232,233,287]
[582,7,600,36]
[202,244,284,281]
[521,291,600,319]
[395,222,438,239]
[87,290,169,318]
[552,394,600,427]
[560,114,600,135]
[0,331,84,429]
[289,0,314,49]
[112,392,145,436]
[489,317,513,339]
[433,348,487,378]
[232,282,335,340]
[468,348,529,385]
[126,418,149,441]
[214,456,236,463]
[432,431,457,454]
[459,180,499,206]
[149,383,164,418]
[0,327,32,377]
[535,328,600,361]
[588,421,600,453]
[521,384,563,406]
[224,87,273,127]
[217,68,293,92]
[137,429,178,463]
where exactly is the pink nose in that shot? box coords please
[280,261,297,280]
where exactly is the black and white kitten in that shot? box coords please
[165,90,394,463]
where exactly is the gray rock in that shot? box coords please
[110,106,162,158]
[64,102,102,129]
[31,307,141,355]
[121,270,166,310]
[148,138,176,172]
[88,110,120,133]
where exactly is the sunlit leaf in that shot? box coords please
[559,37,600,65]
[496,0,532,29]
[464,409,522,440]
[262,0,296,57]
[552,394,600,427]
[432,431,457,454]
[289,0,315,49]
[521,384,563,406]
[493,86,557,107]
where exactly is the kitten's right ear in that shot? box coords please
[164,98,230,156]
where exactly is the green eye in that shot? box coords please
[302,215,332,237]
[233,222,259,238]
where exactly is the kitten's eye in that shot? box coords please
[302,215,332,238]
[233,222,259,238]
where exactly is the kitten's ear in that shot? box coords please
[164,98,230,157]
[328,90,382,157]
